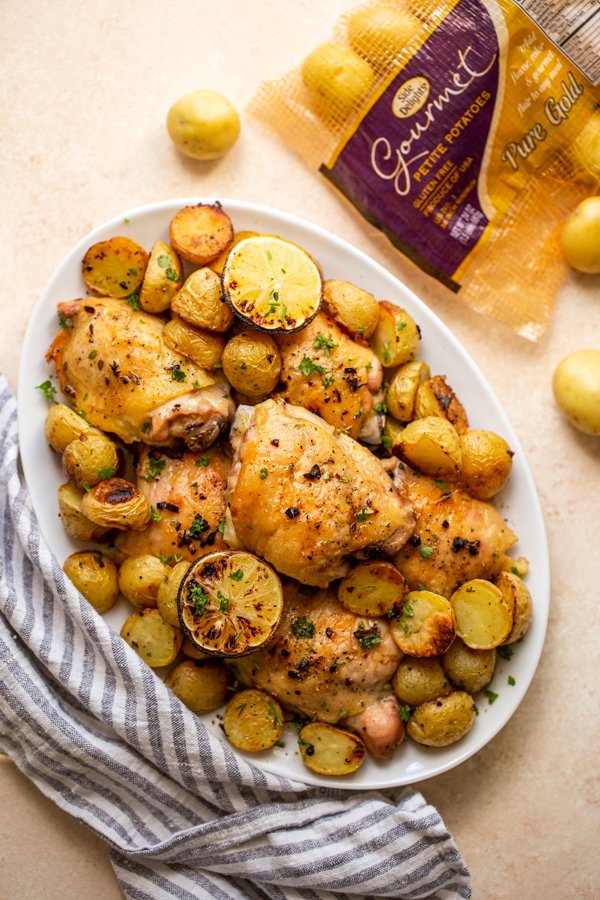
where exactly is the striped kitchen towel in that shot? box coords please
[0,376,471,900]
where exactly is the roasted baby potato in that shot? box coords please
[171,267,234,333]
[383,415,404,452]
[165,659,229,714]
[157,560,190,627]
[221,331,281,399]
[298,722,366,775]
[451,579,513,649]
[223,689,284,752]
[62,432,119,491]
[301,43,375,123]
[163,317,224,370]
[63,551,119,614]
[82,236,148,299]
[169,203,234,266]
[82,478,150,531]
[495,571,533,644]
[390,590,455,656]
[347,3,421,68]
[392,656,450,706]
[407,691,476,747]
[45,403,94,454]
[209,230,258,275]
[372,302,420,368]
[57,482,114,543]
[394,416,462,478]
[181,638,210,660]
[120,608,183,667]
[322,279,380,339]
[442,637,496,693]
[139,241,183,313]
[414,376,469,434]
[337,561,405,616]
[459,429,513,499]
[386,360,430,422]
[118,554,169,609]
[500,555,529,578]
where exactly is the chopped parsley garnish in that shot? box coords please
[497,645,514,661]
[189,583,210,615]
[217,518,226,534]
[141,421,151,434]
[434,479,448,490]
[323,375,335,389]
[36,379,57,403]
[266,249,273,261]
[356,507,374,522]
[171,366,186,382]
[291,616,315,639]
[511,565,520,575]
[166,267,180,282]
[58,312,72,329]
[88,350,98,360]
[353,408,363,419]
[399,619,411,637]
[188,514,208,538]
[143,456,166,482]
[125,291,140,310]
[313,333,338,355]
[157,255,171,268]
[399,704,412,722]
[229,569,244,582]
[374,400,388,414]
[396,320,407,332]
[381,434,393,449]
[484,689,499,704]
[259,467,269,479]
[299,356,326,377]
[149,506,162,522]
[508,675,516,686]
[419,545,435,559]
[218,591,229,613]
[354,623,383,650]
[127,268,138,276]
[159,550,183,565]
[195,454,210,467]
[382,341,391,364]
[402,600,414,617]
[97,465,116,479]
[268,701,283,726]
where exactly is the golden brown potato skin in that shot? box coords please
[442,638,496,693]
[222,331,281,399]
[45,404,94,454]
[157,561,190,626]
[407,691,476,747]
[82,478,150,531]
[387,361,430,423]
[118,554,169,609]
[322,279,380,339]
[169,203,234,266]
[496,571,533,644]
[82,237,148,298]
[163,318,225,370]
[139,241,183,313]
[414,376,469,434]
[62,432,119,491]
[57,483,114,543]
[63,551,119,613]
[392,657,451,706]
[459,429,513,500]
[120,608,183,667]
[165,659,229,714]
[171,267,234,333]
[372,302,420,368]
[389,590,455,657]
[394,416,462,479]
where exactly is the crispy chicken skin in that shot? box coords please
[232,583,405,757]
[46,298,234,448]
[116,445,229,562]
[226,399,414,587]
[275,311,382,440]
[392,465,517,597]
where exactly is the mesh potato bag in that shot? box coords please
[249,0,600,340]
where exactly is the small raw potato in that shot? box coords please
[139,241,183,313]
[157,560,190,627]
[495,571,533,644]
[298,722,366,776]
[118,554,169,609]
[372,302,420,368]
[165,659,229,714]
[221,331,281,399]
[63,551,119,614]
[552,349,600,435]
[209,230,258,275]
[163,317,224,370]
[390,590,455,656]
[169,203,234,266]
[392,656,451,706]
[120,608,183,667]
[407,691,476,747]
[415,376,469,434]
[347,4,421,68]
[223,689,284,752]
[301,43,375,122]
[166,90,240,161]
[171,267,234,333]
[322,279,380,339]
[442,637,496,693]
[394,416,462,479]
[82,478,150,531]
[45,404,94,454]
[451,579,513,649]
[337,561,406,616]
[460,429,513,499]
[386,360,430,422]
[57,483,114,543]
[62,432,119,491]
[82,237,148,299]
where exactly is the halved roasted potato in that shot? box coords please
[495,571,533,644]
[171,267,234,333]
[298,722,366,775]
[82,236,148,298]
[221,331,281,399]
[157,560,190,627]
[45,404,94,454]
[139,241,183,313]
[386,360,430,422]
[82,478,150,531]
[165,659,229,714]
[223,689,284,751]
[500,555,529,578]
[442,637,496,693]
[57,483,114,543]
[389,589,455,656]
[120,608,183,667]
[407,691,476,747]
[382,415,404,453]
[372,302,420,367]
[322,279,380,339]
[337,561,405,616]
[392,656,451,706]
[459,429,514,499]
[163,317,224,370]
[393,416,462,478]
[118,554,169,609]
[414,375,469,434]
[62,432,119,491]
[63,551,119,614]
[451,579,513,649]
[169,203,234,265]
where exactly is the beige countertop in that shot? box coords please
[1,1,599,897]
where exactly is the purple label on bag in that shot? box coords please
[321,0,500,289]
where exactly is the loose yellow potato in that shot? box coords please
[407,691,476,747]
[169,203,234,266]
[459,429,513,499]
[223,689,284,752]
[372,302,420,368]
[166,90,240,161]
[82,237,148,298]
[118,555,169,609]
[561,197,600,274]
[221,331,281,399]
[414,376,469,434]
[495,571,533,644]
[82,478,150,531]
[209,230,258,275]
[442,637,496,693]
[120,608,183,667]
[301,43,375,123]
[394,416,462,478]
[347,3,421,67]
[338,561,406,616]
[322,279,380,339]
[386,360,430,422]
[390,590,455,656]
[171,267,234,333]
[45,404,94,454]
[451,579,513,649]
[552,349,600,435]
[163,317,224,370]
[156,560,190,627]
[298,722,366,776]
[139,242,183,313]
[392,656,450,706]
[57,483,114,543]
[62,432,119,491]
[63,551,119,614]
[165,659,229,714]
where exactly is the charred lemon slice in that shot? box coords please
[221,234,322,333]
[177,550,283,657]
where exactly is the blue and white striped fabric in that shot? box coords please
[0,376,471,899]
